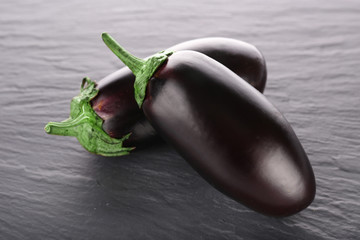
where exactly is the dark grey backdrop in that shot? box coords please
[1,0,359,239]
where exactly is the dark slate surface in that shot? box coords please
[1,0,359,239]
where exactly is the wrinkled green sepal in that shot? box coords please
[44,77,134,156]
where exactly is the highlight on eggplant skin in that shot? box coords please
[91,37,267,146]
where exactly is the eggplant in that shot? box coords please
[91,37,266,146]
[101,33,316,216]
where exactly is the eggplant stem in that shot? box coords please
[102,33,144,74]
[102,32,173,107]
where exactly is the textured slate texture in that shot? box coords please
[0,0,359,239]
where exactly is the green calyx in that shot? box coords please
[44,77,134,156]
[102,32,173,108]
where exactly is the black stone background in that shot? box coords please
[0,0,359,239]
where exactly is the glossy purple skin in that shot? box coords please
[91,38,266,146]
[142,51,316,217]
